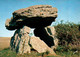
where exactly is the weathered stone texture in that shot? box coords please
[30,37,56,54]
[13,5,57,18]
[5,5,58,30]
[10,26,31,54]
[45,26,58,50]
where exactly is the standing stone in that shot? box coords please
[10,26,31,54]
[45,26,58,50]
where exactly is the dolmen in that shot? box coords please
[5,5,58,55]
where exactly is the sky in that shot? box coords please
[0,0,80,37]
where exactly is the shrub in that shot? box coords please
[54,21,80,48]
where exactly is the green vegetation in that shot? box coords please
[54,21,80,51]
[56,46,80,57]
[54,21,80,57]
[0,48,54,57]
[0,21,80,57]
[0,47,80,57]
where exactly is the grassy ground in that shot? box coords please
[56,46,80,57]
[0,48,80,57]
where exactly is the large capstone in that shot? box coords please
[5,5,57,30]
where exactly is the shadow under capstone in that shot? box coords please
[34,27,54,47]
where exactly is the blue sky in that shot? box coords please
[0,0,80,37]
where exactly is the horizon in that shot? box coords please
[0,0,80,37]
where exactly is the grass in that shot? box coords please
[0,48,45,57]
[56,46,80,57]
[0,47,80,57]
[0,48,16,57]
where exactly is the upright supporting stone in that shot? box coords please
[34,26,58,50]
[10,26,31,54]
[45,26,58,50]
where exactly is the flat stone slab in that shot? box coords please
[5,5,58,30]
[13,5,57,18]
